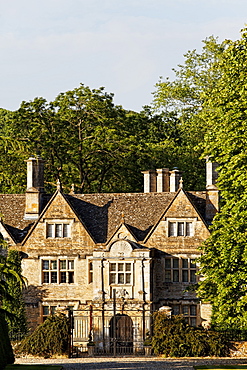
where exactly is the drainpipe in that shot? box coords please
[141,258,146,342]
[101,258,105,347]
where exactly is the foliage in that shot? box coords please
[197,28,247,330]
[2,249,27,337]
[152,36,226,190]
[0,242,27,367]
[0,241,26,311]
[152,312,228,357]
[0,83,208,194]
[18,314,70,357]
[0,109,28,193]
[143,331,152,346]
[0,312,14,369]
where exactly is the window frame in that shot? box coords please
[167,218,195,237]
[109,261,133,286]
[164,256,197,283]
[171,304,198,326]
[45,221,71,239]
[42,305,57,321]
[41,258,75,284]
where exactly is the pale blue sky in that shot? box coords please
[0,0,247,112]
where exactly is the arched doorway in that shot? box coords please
[109,314,133,354]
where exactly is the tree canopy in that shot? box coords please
[152,36,225,190]
[197,28,247,329]
[0,83,206,194]
[152,28,247,329]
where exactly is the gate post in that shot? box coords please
[113,289,117,357]
[68,309,74,358]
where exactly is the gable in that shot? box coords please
[106,223,137,247]
[145,190,209,252]
[22,191,95,254]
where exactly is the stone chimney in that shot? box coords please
[142,170,157,193]
[205,158,219,222]
[169,168,182,192]
[24,156,45,220]
[156,168,170,192]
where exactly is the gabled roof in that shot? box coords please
[106,222,138,246]
[0,190,207,245]
[144,189,208,243]
[0,194,34,243]
[22,190,96,245]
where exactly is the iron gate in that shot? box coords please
[70,304,151,357]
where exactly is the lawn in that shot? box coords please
[6,365,63,370]
[194,366,247,370]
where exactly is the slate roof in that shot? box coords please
[0,191,207,244]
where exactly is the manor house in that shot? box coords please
[0,157,218,352]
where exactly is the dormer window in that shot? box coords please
[46,223,70,238]
[168,221,194,237]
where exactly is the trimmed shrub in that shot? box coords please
[152,312,229,357]
[17,313,70,357]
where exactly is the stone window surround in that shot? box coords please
[41,302,76,321]
[171,303,198,326]
[164,256,197,283]
[166,217,196,237]
[42,305,56,321]
[45,219,73,238]
[41,257,75,284]
[109,261,133,285]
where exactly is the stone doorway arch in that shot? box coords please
[109,314,133,354]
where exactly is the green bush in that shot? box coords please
[152,312,229,357]
[0,312,14,370]
[17,313,70,357]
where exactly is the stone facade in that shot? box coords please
[0,156,218,347]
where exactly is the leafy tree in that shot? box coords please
[0,84,187,194]
[0,109,28,193]
[197,28,247,329]
[152,36,225,190]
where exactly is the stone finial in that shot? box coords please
[57,179,62,192]
[69,184,75,195]
[121,212,125,224]
[179,177,183,189]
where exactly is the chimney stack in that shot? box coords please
[169,168,182,192]
[24,156,45,220]
[156,168,170,192]
[142,170,157,193]
[205,158,219,222]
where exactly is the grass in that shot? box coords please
[6,365,63,370]
[194,367,247,370]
